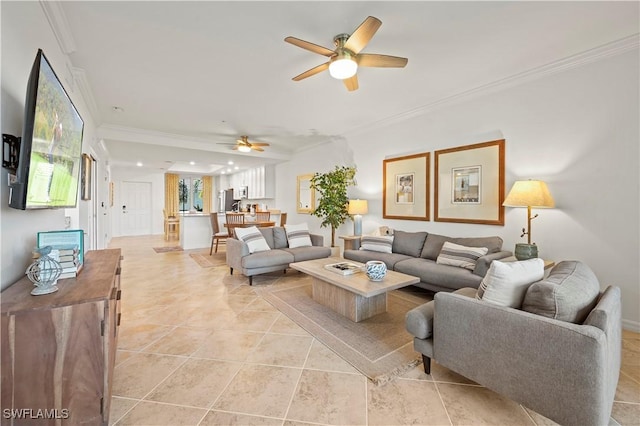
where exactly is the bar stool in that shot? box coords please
[163,209,180,241]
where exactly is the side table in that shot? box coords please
[339,235,362,251]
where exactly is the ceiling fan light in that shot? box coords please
[329,57,357,80]
[237,145,251,153]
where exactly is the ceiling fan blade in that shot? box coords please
[344,16,382,54]
[284,36,335,57]
[249,143,270,147]
[252,146,265,152]
[357,53,408,68]
[292,62,330,81]
[343,74,359,92]
[216,143,238,146]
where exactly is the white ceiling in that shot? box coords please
[57,1,639,174]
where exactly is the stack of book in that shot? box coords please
[56,246,82,279]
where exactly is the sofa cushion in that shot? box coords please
[522,261,600,324]
[273,227,288,249]
[344,249,413,270]
[420,233,452,260]
[421,234,504,260]
[360,235,394,253]
[392,230,428,257]
[241,249,294,269]
[394,258,483,290]
[258,227,275,249]
[285,223,312,248]
[436,241,488,271]
[477,259,544,308]
[235,226,271,253]
[283,246,332,262]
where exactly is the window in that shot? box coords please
[179,177,203,212]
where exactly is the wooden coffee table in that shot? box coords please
[289,257,419,322]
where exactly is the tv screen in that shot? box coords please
[9,49,84,210]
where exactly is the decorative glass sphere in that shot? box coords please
[26,246,63,295]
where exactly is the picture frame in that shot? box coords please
[383,152,430,221]
[81,153,92,201]
[434,139,505,225]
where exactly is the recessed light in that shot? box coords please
[189,161,195,165]
[227,160,234,165]
[221,171,226,175]
[136,161,143,167]
[234,166,239,170]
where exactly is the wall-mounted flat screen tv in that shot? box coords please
[9,49,84,210]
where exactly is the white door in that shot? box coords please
[121,181,152,236]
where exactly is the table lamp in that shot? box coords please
[348,199,368,236]
[503,180,555,260]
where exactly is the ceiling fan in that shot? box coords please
[284,16,408,92]
[217,136,270,153]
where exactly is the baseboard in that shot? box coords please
[622,319,640,333]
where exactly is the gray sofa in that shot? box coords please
[405,260,621,426]
[226,226,331,285]
[344,230,512,292]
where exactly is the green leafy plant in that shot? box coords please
[310,165,357,247]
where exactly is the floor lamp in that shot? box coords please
[348,199,368,236]
[503,180,555,260]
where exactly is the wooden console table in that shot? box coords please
[1,249,122,425]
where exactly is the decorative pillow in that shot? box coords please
[477,259,544,308]
[285,223,312,249]
[392,231,428,257]
[234,226,271,253]
[359,235,394,253]
[522,261,600,323]
[436,241,488,271]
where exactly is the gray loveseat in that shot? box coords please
[344,230,512,292]
[226,226,331,285]
[405,260,621,426]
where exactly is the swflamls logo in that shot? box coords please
[3,408,69,419]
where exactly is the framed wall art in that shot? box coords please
[383,152,430,221]
[434,139,505,225]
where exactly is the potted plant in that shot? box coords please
[310,165,357,247]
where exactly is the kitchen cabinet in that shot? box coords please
[228,165,275,200]
[1,249,122,425]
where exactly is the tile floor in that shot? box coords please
[108,235,640,425]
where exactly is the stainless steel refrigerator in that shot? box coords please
[218,189,235,213]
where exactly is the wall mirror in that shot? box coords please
[297,174,315,214]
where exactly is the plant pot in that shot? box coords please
[514,243,538,260]
[365,260,387,281]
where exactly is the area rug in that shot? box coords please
[152,246,183,253]
[189,249,227,268]
[258,281,429,385]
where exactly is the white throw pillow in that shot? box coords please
[436,241,488,271]
[359,235,394,253]
[285,223,312,248]
[234,226,271,253]
[477,259,545,308]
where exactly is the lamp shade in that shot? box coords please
[329,53,358,80]
[348,199,368,215]
[503,180,555,208]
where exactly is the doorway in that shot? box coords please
[121,181,152,236]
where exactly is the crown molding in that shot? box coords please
[39,1,76,54]
[72,67,101,126]
[345,33,640,138]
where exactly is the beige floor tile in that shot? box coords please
[437,383,535,425]
[268,314,310,336]
[114,400,207,425]
[200,410,284,426]
[367,378,450,425]
[623,366,640,384]
[112,352,187,399]
[146,358,242,407]
[115,350,136,368]
[246,334,313,367]
[192,328,264,361]
[286,369,367,425]
[622,330,640,341]
[303,339,359,374]
[616,371,640,403]
[523,407,560,426]
[143,326,212,356]
[245,296,280,312]
[213,364,302,418]
[622,341,640,367]
[398,363,434,381]
[108,397,137,425]
[611,402,640,425]
[117,323,174,351]
[228,310,281,332]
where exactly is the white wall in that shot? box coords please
[278,50,639,330]
[1,2,106,289]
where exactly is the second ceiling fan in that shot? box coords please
[217,136,270,152]
[285,16,408,92]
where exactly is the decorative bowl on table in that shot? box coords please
[365,260,387,281]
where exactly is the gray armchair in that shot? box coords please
[405,261,621,426]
